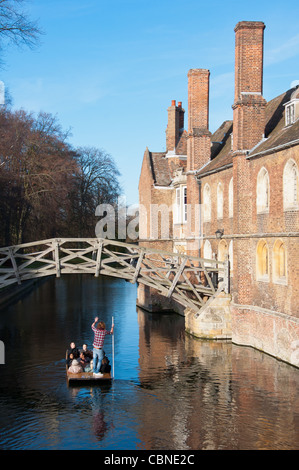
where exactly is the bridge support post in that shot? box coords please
[185,291,232,340]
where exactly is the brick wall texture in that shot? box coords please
[138,20,299,366]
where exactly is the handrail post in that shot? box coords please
[95,240,103,277]
[8,248,21,285]
[53,239,61,278]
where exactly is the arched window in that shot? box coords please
[217,182,224,219]
[257,167,270,213]
[283,159,298,210]
[256,240,269,280]
[203,183,211,222]
[273,240,286,281]
[229,177,233,218]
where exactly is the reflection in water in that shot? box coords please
[0,275,299,450]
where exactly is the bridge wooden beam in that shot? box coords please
[53,239,61,278]
[131,249,144,284]
[167,257,187,298]
[95,240,103,277]
[0,238,228,313]
[8,248,21,285]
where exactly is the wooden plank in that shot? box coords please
[131,249,145,283]
[53,240,61,278]
[8,248,21,285]
[167,257,187,298]
[67,371,112,383]
[95,240,103,277]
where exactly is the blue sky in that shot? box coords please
[1,0,299,205]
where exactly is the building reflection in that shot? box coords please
[135,307,299,450]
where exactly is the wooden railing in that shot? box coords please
[0,238,229,312]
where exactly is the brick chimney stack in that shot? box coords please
[187,69,211,171]
[186,69,211,257]
[232,21,267,152]
[166,99,185,153]
[232,21,267,306]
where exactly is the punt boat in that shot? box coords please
[66,350,112,385]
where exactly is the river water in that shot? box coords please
[0,274,299,450]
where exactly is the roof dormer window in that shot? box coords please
[284,86,299,127]
[285,103,295,126]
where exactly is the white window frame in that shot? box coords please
[174,185,187,224]
[285,103,295,126]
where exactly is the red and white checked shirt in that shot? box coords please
[92,325,111,349]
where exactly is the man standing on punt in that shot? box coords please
[91,317,114,377]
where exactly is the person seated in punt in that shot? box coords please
[79,351,92,372]
[69,342,80,359]
[82,344,93,359]
[66,352,75,368]
[100,355,111,374]
[68,359,83,374]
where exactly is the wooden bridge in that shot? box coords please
[0,238,229,312]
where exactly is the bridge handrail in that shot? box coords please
[0,238,229,312]
[0,237,226,268]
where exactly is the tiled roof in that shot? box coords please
[149,151,187,187]
[197,86,299,177]
[148,87,299,183]
[250,88,299,156]
[197,120,233,176]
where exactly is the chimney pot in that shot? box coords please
[171,100,176,106]
[178,101,182,108]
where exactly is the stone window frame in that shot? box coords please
[256,239,269,282]
[203,183,211,222]
[283,158,299,211]
[256,166,270,214]
[273,239,287,285]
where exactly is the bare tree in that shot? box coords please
[69,147,122,238]
[0,108,123,245]
[0,108,77,244]
[0,0,42,51]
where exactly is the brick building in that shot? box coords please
[138,21,299,367]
